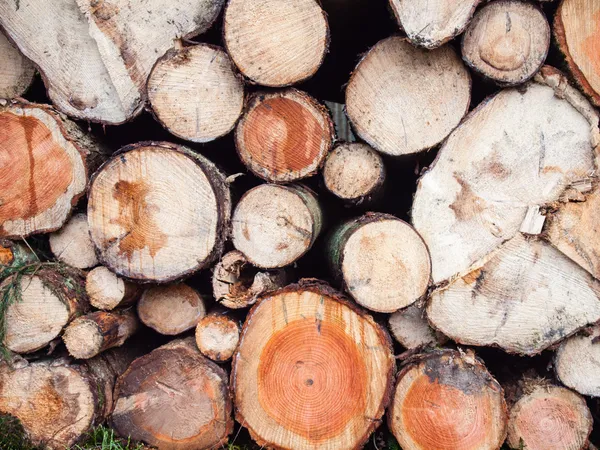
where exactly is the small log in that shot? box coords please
[555,325,600,397]
[327,213,431,313]
[322,142,385,204]
[555,0,600,106]
[195,311,240,362]
[389,350,507,450]
[212,250,287,309]
[232,281,395,449]
[2,266,88,354]
[223,0,328,86]
[0,348,138,450]
[147,43,245,143]
[0,31,34,99]
[389,0,480,49]
[88,142,231,282]
[388,304,446,350]
[232,184,322,269]
[235,89,334,182]
[111,338,233,450]
[49,213,98,269]
[346,37,471,156]
[0,100,105,238]
[137,284,206,336]
[62,309,139,359]
[507,381,592,450]
[462,1,550,85]
[86,266,140,311]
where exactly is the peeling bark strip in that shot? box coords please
[0,30,34,99]
[49,213,98,269]
[555,0,600,106]
[88,142,231,283]
[111,338,233,450]
[232,281,395,449]
[462,0,550,85]
[235,89,335,183]
[195,310,240,362]
[555,325,600,397]
[223,0,328,87]
[86,266,140,311]
[346,37,471,156]
[389,350,507,450]
[0,0,224,124]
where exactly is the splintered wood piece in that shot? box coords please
[232,281,394,449]
[3,267,88,354]
[412,67,600,284]
[0,101,104,238]
[428,235,600,355]
[389,0,480,49]
[212,250,287,309]
[147,44,244,143]
[137,284,206,336]
[0,0,225,124]
[232,184,322,269]
[328,213,431,313]
[223,0,328,86]
[63,310,139,359]
[388,304,445,350]
[555,325,600,397]
[195,312,240,362]
[88,142,231,282]
[111,338,233,450]
[507,383,592,450]
[389,350,507,450]
[555,0,600,106]
[346,37,470,156]
[86,266,140,311]
[462,1,550,85]
[49,213,98,269]
[323,142,385,203]
[235,89,334,182]
[0,31,34,99]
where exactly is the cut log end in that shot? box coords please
[388,304,445,350]
[390,350,507,450]
[555,325,600,397]
[195,313,240,361]
[86,266,140,311]
[148,44,244,143]
[462,0,550,85]
[49,213,98,269]
[236,89,334,182]
[0,31,35,99]
[224,0,328,86]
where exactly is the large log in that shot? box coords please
[232,281,395,449]
[49,213,98,269]
[0,0,225,123]
[88,142,231,282]
[555,325,600,397]
[86,266,140,311]
[111,338,233,450]
[0,31,34,99]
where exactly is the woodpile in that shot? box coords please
[1,1,600,449]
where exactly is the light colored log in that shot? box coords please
[195,311,240,362]
[49,213,98,269]
[0,30,34,99]
[86,266,140,311]
[555,324,600,397]
[388,304,445,350]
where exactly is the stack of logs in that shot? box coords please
[0,0,600,449]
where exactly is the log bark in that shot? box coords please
[232,281,395,449]
[2,266,88,354]
[388,304,446,350]
[88,142,231,283]
[555,0,600,106]
[212,250,287,309]
[235,89,334,182]
[346,37,471,156]
[389,0,480,49]
[0,100,105,238]
[232,184,322,269]
[322,142,385,204]
[137,284,206,336]
[389,350,507,450]
[0,31,34,99]
[0,239,37,268]
[327,213,431,313]
[0,348,138,450]
[195,310,240,362]
[0,0,225,124]
[111,338,233,450]
[462,0,550,85]
[63,309,139,359]
[507,381,592,450]
[86,266,140,311]
[147,43,245,143]
[555,324,600,397]
[223,0,328,87]
[49,213,98,269]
